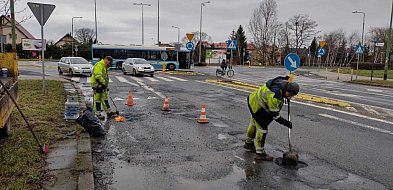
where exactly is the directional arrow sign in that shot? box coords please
[318,48,326,56]
[284,53,300,72]
[28,2,55,26]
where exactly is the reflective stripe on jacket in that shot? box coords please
[91,59,109,88]
[248,83,283,119]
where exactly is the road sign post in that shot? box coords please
[28,2,55,95]
[355,44,364,80]
[227,40,237,68]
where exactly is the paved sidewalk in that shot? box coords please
[42,82,94,190]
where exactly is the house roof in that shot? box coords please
[1,15,35,39]
[54,33,77,46]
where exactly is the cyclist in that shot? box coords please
[220,59,228,70]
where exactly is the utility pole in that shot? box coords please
[134,2,151,45]
[157,0,159,46]
[384,0,393,80]
[199,1,210,64]
[10,0,16,52]
[94,0,98,43]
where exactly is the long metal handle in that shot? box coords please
[288,99,292,152]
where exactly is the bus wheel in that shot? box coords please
[167,64,175,71]
[0,116,12,139]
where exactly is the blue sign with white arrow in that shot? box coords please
[186,42,194,51]
[318,48,326,57]
[227,40,237,51]
[284,53,300,72]
[355,44,364,54]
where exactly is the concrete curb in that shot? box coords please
[73,82,95,190]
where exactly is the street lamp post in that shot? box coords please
[157,0,160,46]
[71,16,82,57]
[384,0,393,80]
[134,2,151,45]
[352,11,366,46]
[199,1,210,64]
[94,0,98,43]
[172,26,180,63]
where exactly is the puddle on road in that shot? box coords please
[274,157,308,169]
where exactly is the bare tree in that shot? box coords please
[248,0,280,65]
[286,14,318,51]
[347,31,361,64]
[368,27,388,63]
[75,28,95,45]
[323,29,346,66]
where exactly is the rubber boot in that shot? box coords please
[107,111,117,117]
[244,142,256,153]
[255,153,273,161]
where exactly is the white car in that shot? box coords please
[122,58,155,77]
[58,57,93,77]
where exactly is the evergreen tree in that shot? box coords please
[236,25,247,64]
[310,37,317,58]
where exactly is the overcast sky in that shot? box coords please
[13,0,392,45]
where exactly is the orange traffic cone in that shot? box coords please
[126,90,134,106]
[197,104,209,123]
[162,96,170,111]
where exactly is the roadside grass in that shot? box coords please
[335,68,393,79]
[348,79,393,88]
[0,80,66,190]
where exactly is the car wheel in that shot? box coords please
[168,64,175,71]
[122,68,127,75]
[58,67,63,75]
[150,73,154,77]
[133,69,137,76]
[69,69,74,77]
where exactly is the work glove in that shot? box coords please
[275,116,292,129]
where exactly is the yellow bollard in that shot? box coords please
[350,69,353,81]
[248,61,251,68]
[325,67,328,80]
[288,73,294,82]
[39,55,41,62]
[337,68,340,80]
[162,62,166,72]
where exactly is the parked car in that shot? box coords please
[122,58,155,77]
[58,57,93,77]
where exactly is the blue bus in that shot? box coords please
[91,44,191,70]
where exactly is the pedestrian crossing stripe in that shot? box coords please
[144,77,159,82]
[71,77,80,82]
[87,77,91,83]
[155,76,173,82]
[165,76,188,81]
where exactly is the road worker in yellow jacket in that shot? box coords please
[244,76,299,161]
[91,56,115,119]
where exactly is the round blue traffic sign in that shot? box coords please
[284,53,300,72]
[318,48,326,56]
[186,42,194,50]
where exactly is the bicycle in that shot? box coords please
[216,66,234,78]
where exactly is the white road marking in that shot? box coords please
[198,80,393,126]
[234,156,245,161]
[144,77,159,82]
[71,77,80,82]
[294,101,393,126]
[115,76,139,87]
[319,114,393,136]
[109,78,113,82]
[360,105,380,115]
[367,89,383,93]
[166,76,188,81]
[128,76,165,99]
[155,76,173,82]
[87,77,91,83]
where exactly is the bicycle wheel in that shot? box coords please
[216,69,222,77]
[227,69,234,78]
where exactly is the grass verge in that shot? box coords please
[335,68,393,79]
[348,80,393,88]
[0,80,66,190]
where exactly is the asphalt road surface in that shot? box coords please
[19,63,393,189]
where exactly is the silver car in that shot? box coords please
[58,57,93,77]
[122,58,155,77]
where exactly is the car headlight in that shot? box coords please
[150,66,154,70]
[73,67,79,70]
[138,67,143,70]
